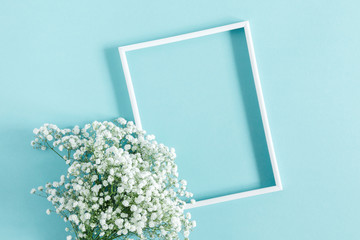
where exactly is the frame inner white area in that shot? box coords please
[118,21,282,209]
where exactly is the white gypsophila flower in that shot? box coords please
[72,126,80,135]
[30,188,36,194]
[46,209,51,215]
[192,221,197,228]
[30,118,196,240]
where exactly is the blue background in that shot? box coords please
[1,0,359,239]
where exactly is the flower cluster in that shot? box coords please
[30,118,196,240]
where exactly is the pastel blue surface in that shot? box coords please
[1,0,360,240]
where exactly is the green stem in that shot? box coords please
[45,141,64,160]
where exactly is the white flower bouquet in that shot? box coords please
[30,118,196,240]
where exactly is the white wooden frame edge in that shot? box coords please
[118,21,282,209]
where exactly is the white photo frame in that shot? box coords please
[118,21,282,209]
